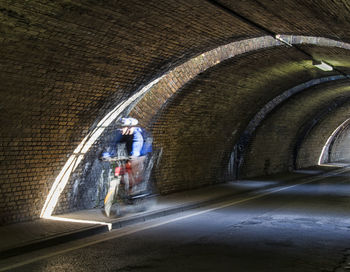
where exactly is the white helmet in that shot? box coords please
[118,117,138,127]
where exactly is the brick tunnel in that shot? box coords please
[2,0,350,226]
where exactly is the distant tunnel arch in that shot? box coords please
[240,81,350,178]
[298,111,350,168]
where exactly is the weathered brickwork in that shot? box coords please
[144,47,337,194]
[241,81,350,178]
[131,36,282,127]
[132,38,350,131]
[234,75,345,179]
[130,42,350,190]
[221,0,350,43]
[5,38,350,220]
[3,0,350,225]
[0,0,261,224]
[52,40,343,214]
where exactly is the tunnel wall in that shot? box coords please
[3,0,350,225]
[4,36,350,221]
[0,0,261,224]
[145,50,328,193]
[328,122,350,163]
[39,37,345,217]
[52,38,284,214]
[296,105,350,168]
[240,81,350,178]
[130,39,350,191]
[232,75,345,179]
[51,40,340,215]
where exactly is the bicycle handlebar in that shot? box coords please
[101,156,130,162]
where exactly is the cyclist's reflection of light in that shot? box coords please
[40,77,162,219]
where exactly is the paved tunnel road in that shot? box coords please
[4,170,350,272]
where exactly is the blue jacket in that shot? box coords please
[113,127,152,157]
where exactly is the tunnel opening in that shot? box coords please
[319,119,350,165]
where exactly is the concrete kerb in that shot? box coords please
[1,164,349,261]
[0,186,274,260]
[0,223,109,260]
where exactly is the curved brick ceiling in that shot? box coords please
[220,0,350,40]
[3,0,350,224]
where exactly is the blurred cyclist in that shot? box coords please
[103,117,152,194]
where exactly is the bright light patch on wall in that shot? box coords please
[275,34,293,47]
[318,118,350,165]
[313,60,333,71]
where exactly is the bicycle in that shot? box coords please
[102,156,152,217]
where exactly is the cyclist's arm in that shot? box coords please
[109,130,123,157]
[131,128,144,157]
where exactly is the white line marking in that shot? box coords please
[1,167,349,271]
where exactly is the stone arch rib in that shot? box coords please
[231,75,346,179]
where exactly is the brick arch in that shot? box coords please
[297,111,350,168]
[130,35,350,125]
[327,119,350,163]
[41,35,350,218]
[293,100,350,168]
[231,75,346,179]
[241,81,350,178]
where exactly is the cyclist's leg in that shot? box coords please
[130,156,146,194]
[123,170,130,194]
[104,175,121,217]
[125,161,135,194]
